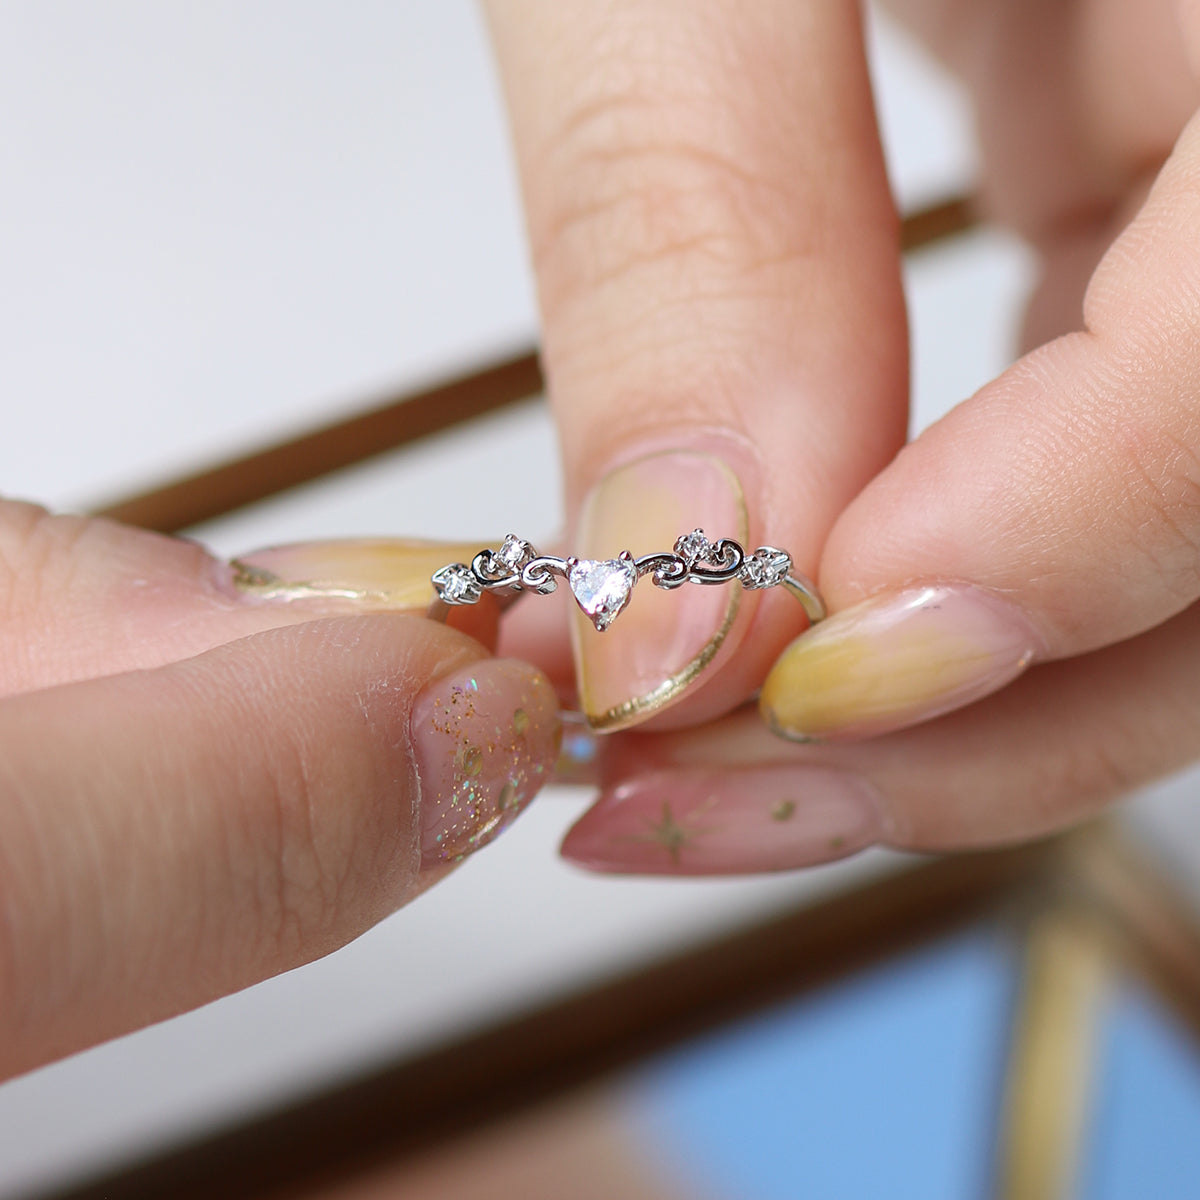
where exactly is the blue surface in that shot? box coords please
[627,932,1015,1200]
[1080,982,1200,1200]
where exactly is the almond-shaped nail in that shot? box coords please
[561,767,883,875]
[574,449,748,731]
[411,658,561,869]
[230,538,487,609]
[760,585,1042,742]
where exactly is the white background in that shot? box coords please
[0,4,1197,1195]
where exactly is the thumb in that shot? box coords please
[761,107,1200,741]
[0,616,559,1078]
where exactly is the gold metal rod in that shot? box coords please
[93,352,544,534]
[994,905,1110,1200]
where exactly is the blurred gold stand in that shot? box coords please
[47,193,1200,1200]
[42,828,1200,1200]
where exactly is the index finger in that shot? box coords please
[485,0,908,730]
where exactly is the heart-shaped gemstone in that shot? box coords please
[568,557,638,631]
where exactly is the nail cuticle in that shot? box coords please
[575,427,765,521]
[834,580,1048,657]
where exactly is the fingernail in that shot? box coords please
[560,766,884,875]
[574,449,748,731]
[760,584,1042,741]
[230,538,486,610]
[411,658,561,868]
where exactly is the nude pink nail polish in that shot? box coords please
[573,449,749,731]
[411,659,561,869]
[561,766,884,876]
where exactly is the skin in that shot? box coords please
[0,503,557,1078]
[488,0,1200,858]
[491,1,908,720]
[10,0,1200,1068]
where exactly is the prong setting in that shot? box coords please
[431,563,483,605]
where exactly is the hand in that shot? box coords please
[0,504,559,1077]
[485,2,1200,871]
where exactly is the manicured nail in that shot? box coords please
[760,585,1042,741]
[574,449,748,731]
[230,538,486,610]
[411,658,561,868]
[561,766,884,875]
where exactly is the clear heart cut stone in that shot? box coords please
[568,557,638,631]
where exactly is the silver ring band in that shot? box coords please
[429,529,825,631]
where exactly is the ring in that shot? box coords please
[428,529,826,631]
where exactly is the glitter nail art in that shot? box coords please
[413,661,560,867]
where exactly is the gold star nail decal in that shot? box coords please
[623,799,717,865]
